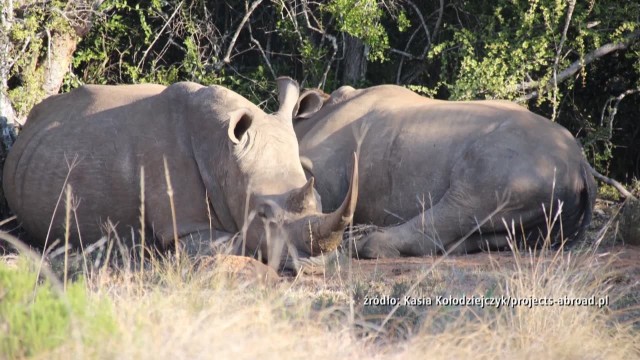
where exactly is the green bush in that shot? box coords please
[0,258,116,358]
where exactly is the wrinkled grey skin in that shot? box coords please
[3,78,358,267]
[293,85,596,258]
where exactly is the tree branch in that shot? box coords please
[591,168,637,200]
[216,0,263,70]
[431,0,444,43]
[390,47,421,60]
[248,22,276,79]
[590,88,640,201]
[301,0,337,89]
[395,0,444,83]
[137,0,183,72]
[550,0,575,121]
[405,0,430,46]
[518,30,640,101]
[396,26,421,83]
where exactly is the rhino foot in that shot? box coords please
[179,230,235,258]
[349,230,401,259]
[282,251,341,274]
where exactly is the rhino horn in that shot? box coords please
[287,176,316,212]
[276,76,300,123]
[304,152,359,255]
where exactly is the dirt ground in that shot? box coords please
[292,199,635,274]
[326,244,640,281]
[282,199,640,329]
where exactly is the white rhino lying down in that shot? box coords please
[293,85,596,258]
[3,78,358,269]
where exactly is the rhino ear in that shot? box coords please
[227,108,253,144]
[293,89,328,120]
[276,76,300,122]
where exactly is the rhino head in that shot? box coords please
[191,77,358,263]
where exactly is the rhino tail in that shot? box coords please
[565,162,597,247]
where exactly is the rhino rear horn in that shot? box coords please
[287,176,316,212]
[276,76,300,123]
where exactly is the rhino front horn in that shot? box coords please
[304,152,359,255]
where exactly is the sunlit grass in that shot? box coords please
[0,182,638,359]
[0,232,638,359]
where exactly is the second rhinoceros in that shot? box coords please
[3,78,358,268]
[293,84,595,258]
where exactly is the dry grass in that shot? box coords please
[1,231,639,359]
[2,254,376,360]
[393,247,639,359]
[0,176,638,359]
[78,265,372,359]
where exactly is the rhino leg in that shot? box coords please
[351,226,513,258]
[351,231,402,258]
[351,186,515,258]
[446,232,511,255]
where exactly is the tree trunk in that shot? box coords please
[42,31,79,97]
[1,0,16,126]
[342,34,367,86]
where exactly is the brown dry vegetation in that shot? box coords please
[0,199,639,359]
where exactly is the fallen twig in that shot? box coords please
[590,168,637,200]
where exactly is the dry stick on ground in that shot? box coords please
[163,156,180,262]
[241,181,253,258]
[139,166,145,284]
[63,184,73,292]
[590,168,637,200]
[71,205,88,279]
[36,154,80,294]
[0,215,17,227]
[205,191,213,244]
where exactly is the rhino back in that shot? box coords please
[299,86,587,226]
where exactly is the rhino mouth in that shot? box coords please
[239,153,358,265]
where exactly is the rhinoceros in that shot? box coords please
[293,84,596,258]
[2,77,358,267]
